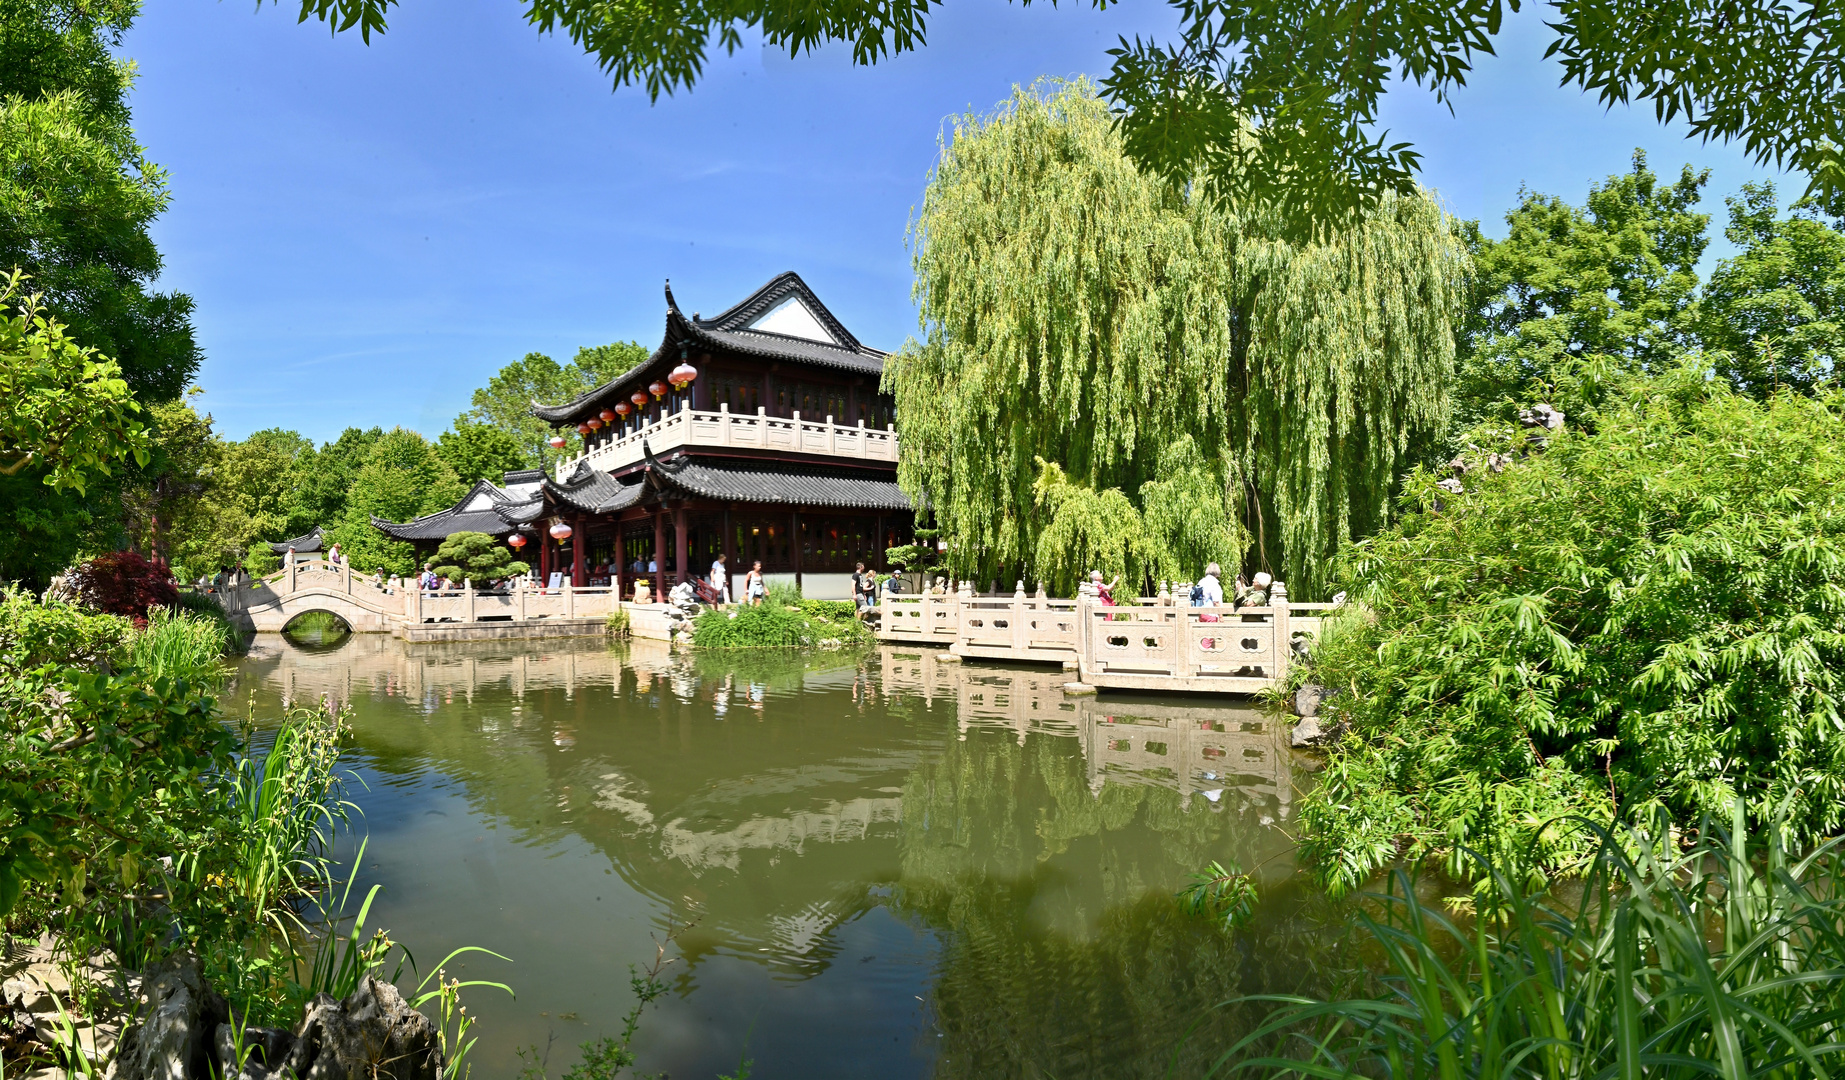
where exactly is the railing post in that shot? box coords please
[1013,579,1028,653]
[720,402,731,447]
[826,414,836,455]
[1075,584,1096,682]
[342,562,352,594]
[565,581,575,619]
[1271,580,1291,688]
[410,579,422,624]
[287,556,297,593]
[464,578,475,623]
[515,579,526,622]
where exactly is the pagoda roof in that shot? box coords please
[643,441,910,511]
[268,527,324,554]
[369,474,547,542]
[545,459,646,515]
[530,272,887,425]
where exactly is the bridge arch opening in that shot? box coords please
[281,609,353,650]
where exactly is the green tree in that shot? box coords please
[119,394,216,571]
[326,428,464,575]
[287,426,382,536]
[1300,369,1845,896]
[435,418,527,486]
[168,427,313,577]
[1701,182,1845,398]
[1455,152,1710,424]
[430,531,529,587]
[286,0,1845,232]
[462,342,649,467]
[889,81,1464,597]
[0,0,200,403]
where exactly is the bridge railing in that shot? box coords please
[234,560,620,627]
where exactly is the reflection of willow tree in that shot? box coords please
[893,730,1339,1076]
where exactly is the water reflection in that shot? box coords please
[230,636,1334,1078]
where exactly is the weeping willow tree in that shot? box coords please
[887,79,1465,596]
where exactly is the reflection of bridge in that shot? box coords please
[880,649,1295,815]
[244,635,1295,814]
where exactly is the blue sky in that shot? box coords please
[126,0,1790,443]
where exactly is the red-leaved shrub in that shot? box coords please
[70,551,178,625]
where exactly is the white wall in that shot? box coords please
[799,572,854,601]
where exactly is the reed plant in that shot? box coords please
[1211,804,1845,1079]
[123,605,231,683]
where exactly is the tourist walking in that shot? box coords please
[710,553,729,605]
[743,560,765,606]
[852,562,876,616]
[1088,569,1119,606]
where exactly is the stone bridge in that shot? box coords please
[217,560,626,636]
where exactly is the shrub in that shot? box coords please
[693,603,811,649]
[0,665,233,920]
[606,606,631,638]
[431,530,530,587]
[0,585,131,672]
[175,589,244,653]
[68,550,179,623]
[1301,371,1845,895]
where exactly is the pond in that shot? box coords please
[226,633,1345,1079]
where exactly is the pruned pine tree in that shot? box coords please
[888,80,1464,597]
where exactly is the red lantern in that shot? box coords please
[649,380,669,400]
[587,418,603,431]
[576,423,592,435]
[547,435,566,450]
[668,361,698,389]
[599,408,616,423]
[614,401,631,417]
[631,391,649,408]
[508,533,528,550]
[549,521,573,541]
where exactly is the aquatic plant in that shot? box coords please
[123,605,232,683]
[692,603,810,649]
[1216,806,1845,1079]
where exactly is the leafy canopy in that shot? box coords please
[274,0,1845,233]
[326,427,465,575]
[889,81,1463,596]
[435,418,527,487]
[463,342,650,467]
[0,0,200,403]
[431,530,529,587]
[1300,369,1845,896]
[0,275,149,493]
[1701,182,1845,398]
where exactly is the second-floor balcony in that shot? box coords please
[562,404,899,476]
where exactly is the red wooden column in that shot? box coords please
[791,509,802,593]
[539,529,551,584]
[673,507,689,585]
[653,509,667,598]
[572,514,586,587]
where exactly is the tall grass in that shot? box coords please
[1213,805,1845,1079]
[224,707,356,912]
[124,606,231,682]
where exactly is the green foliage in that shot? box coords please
[123,607,231,683]
[0,665,233,919]
[1222,807,1845,1079]
[1456,153,1711,425]
[173,425,314,575]
[605,605,630,637]
[0,274,150,493]
[1177,859,1258,933]
[435,418,527,486]
[1701,181,1845,398]
[285,0,1845,232]
[1300,370,1845,895]
[430,530,530,587]
[325,427,465,575]
[1031,459,1159,596]
[463,343,649,467]
[890,80,1462,597]
[0,0,201,404]
[0,585,130,671]
[693,602,811,649]
[288,425,382,538]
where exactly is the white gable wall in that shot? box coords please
[748,297,837,343]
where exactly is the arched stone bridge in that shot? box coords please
[218,560,622,636]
